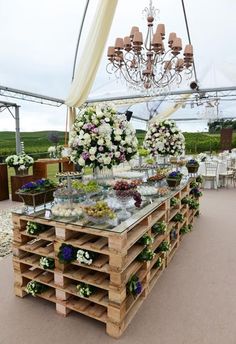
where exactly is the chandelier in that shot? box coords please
[107,0,194,92]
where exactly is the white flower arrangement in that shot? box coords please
[77,249,94,265]
[144,118,185,157]
[5,153,34,170]
[69,105,138,169]
[39,256,55,270]
[48,145,64,158]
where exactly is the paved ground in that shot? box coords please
[0,188,236,344]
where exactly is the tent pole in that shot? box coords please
[15,105,21,154]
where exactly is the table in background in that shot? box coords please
[0,163,9,200]
[33,158,74,179]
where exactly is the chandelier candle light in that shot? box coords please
[107,0,193,92]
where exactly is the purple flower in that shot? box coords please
[119,154,125,162]
[82,152,90,160]
[61,246,74,260]
[92,128,98,134]
[135,281,142,294]
[98,146,104,152]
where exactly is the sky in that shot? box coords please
[0,0,236,133]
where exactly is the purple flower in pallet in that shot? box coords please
[61,246,74,260]
[135,281,142,295]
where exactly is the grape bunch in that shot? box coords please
[113,181,142,208]
[133,190,142,208]
[113,180,133,191]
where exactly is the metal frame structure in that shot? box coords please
[0,100,21,154]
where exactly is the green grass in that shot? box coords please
[1,129,236,159]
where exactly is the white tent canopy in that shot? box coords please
[0,0,236,131]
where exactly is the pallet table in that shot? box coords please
[12,179,200,338]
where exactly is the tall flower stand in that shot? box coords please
[11,175,34,202]
[0,163,9,200]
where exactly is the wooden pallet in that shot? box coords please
[12,179,200,338]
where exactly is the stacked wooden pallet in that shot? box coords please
[12,179,200,338]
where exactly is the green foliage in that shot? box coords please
[0,131,65,157]
[2,130,236,158]
[208,119,236,133]
[137,248,155,261]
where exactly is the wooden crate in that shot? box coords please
[12,179,200,338]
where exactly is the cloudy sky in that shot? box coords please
[0,0,236,132]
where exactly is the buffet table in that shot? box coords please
[11,179,200,338]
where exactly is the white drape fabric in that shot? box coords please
[150,94,191,123]
[65,0,118,110]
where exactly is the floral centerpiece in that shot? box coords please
[166,171,183,188]
[144,118,185,157]
[16,178,57,209]
[69,105,138,170]
[5,153,34,175]
[186,159,199,173]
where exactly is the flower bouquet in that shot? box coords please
[144,118,185,157]
[166,171,182,188]
[76,283,96,298]
[16,178,57,210]
[5,153,34,175]
[25,280,48,297]
[186,159,199,173]
[69,105,138,171]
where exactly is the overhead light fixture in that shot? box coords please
[107,0,194,92]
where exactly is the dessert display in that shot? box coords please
[84,201,116,224]
[51,203,83,219]
[157,187,169,197]
[137,185,158,196]
[71,180,101,194]
[56,171,82,177]
[113,171,145,179]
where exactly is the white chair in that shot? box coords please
[219,159,234,187]
[202,162,219,189]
